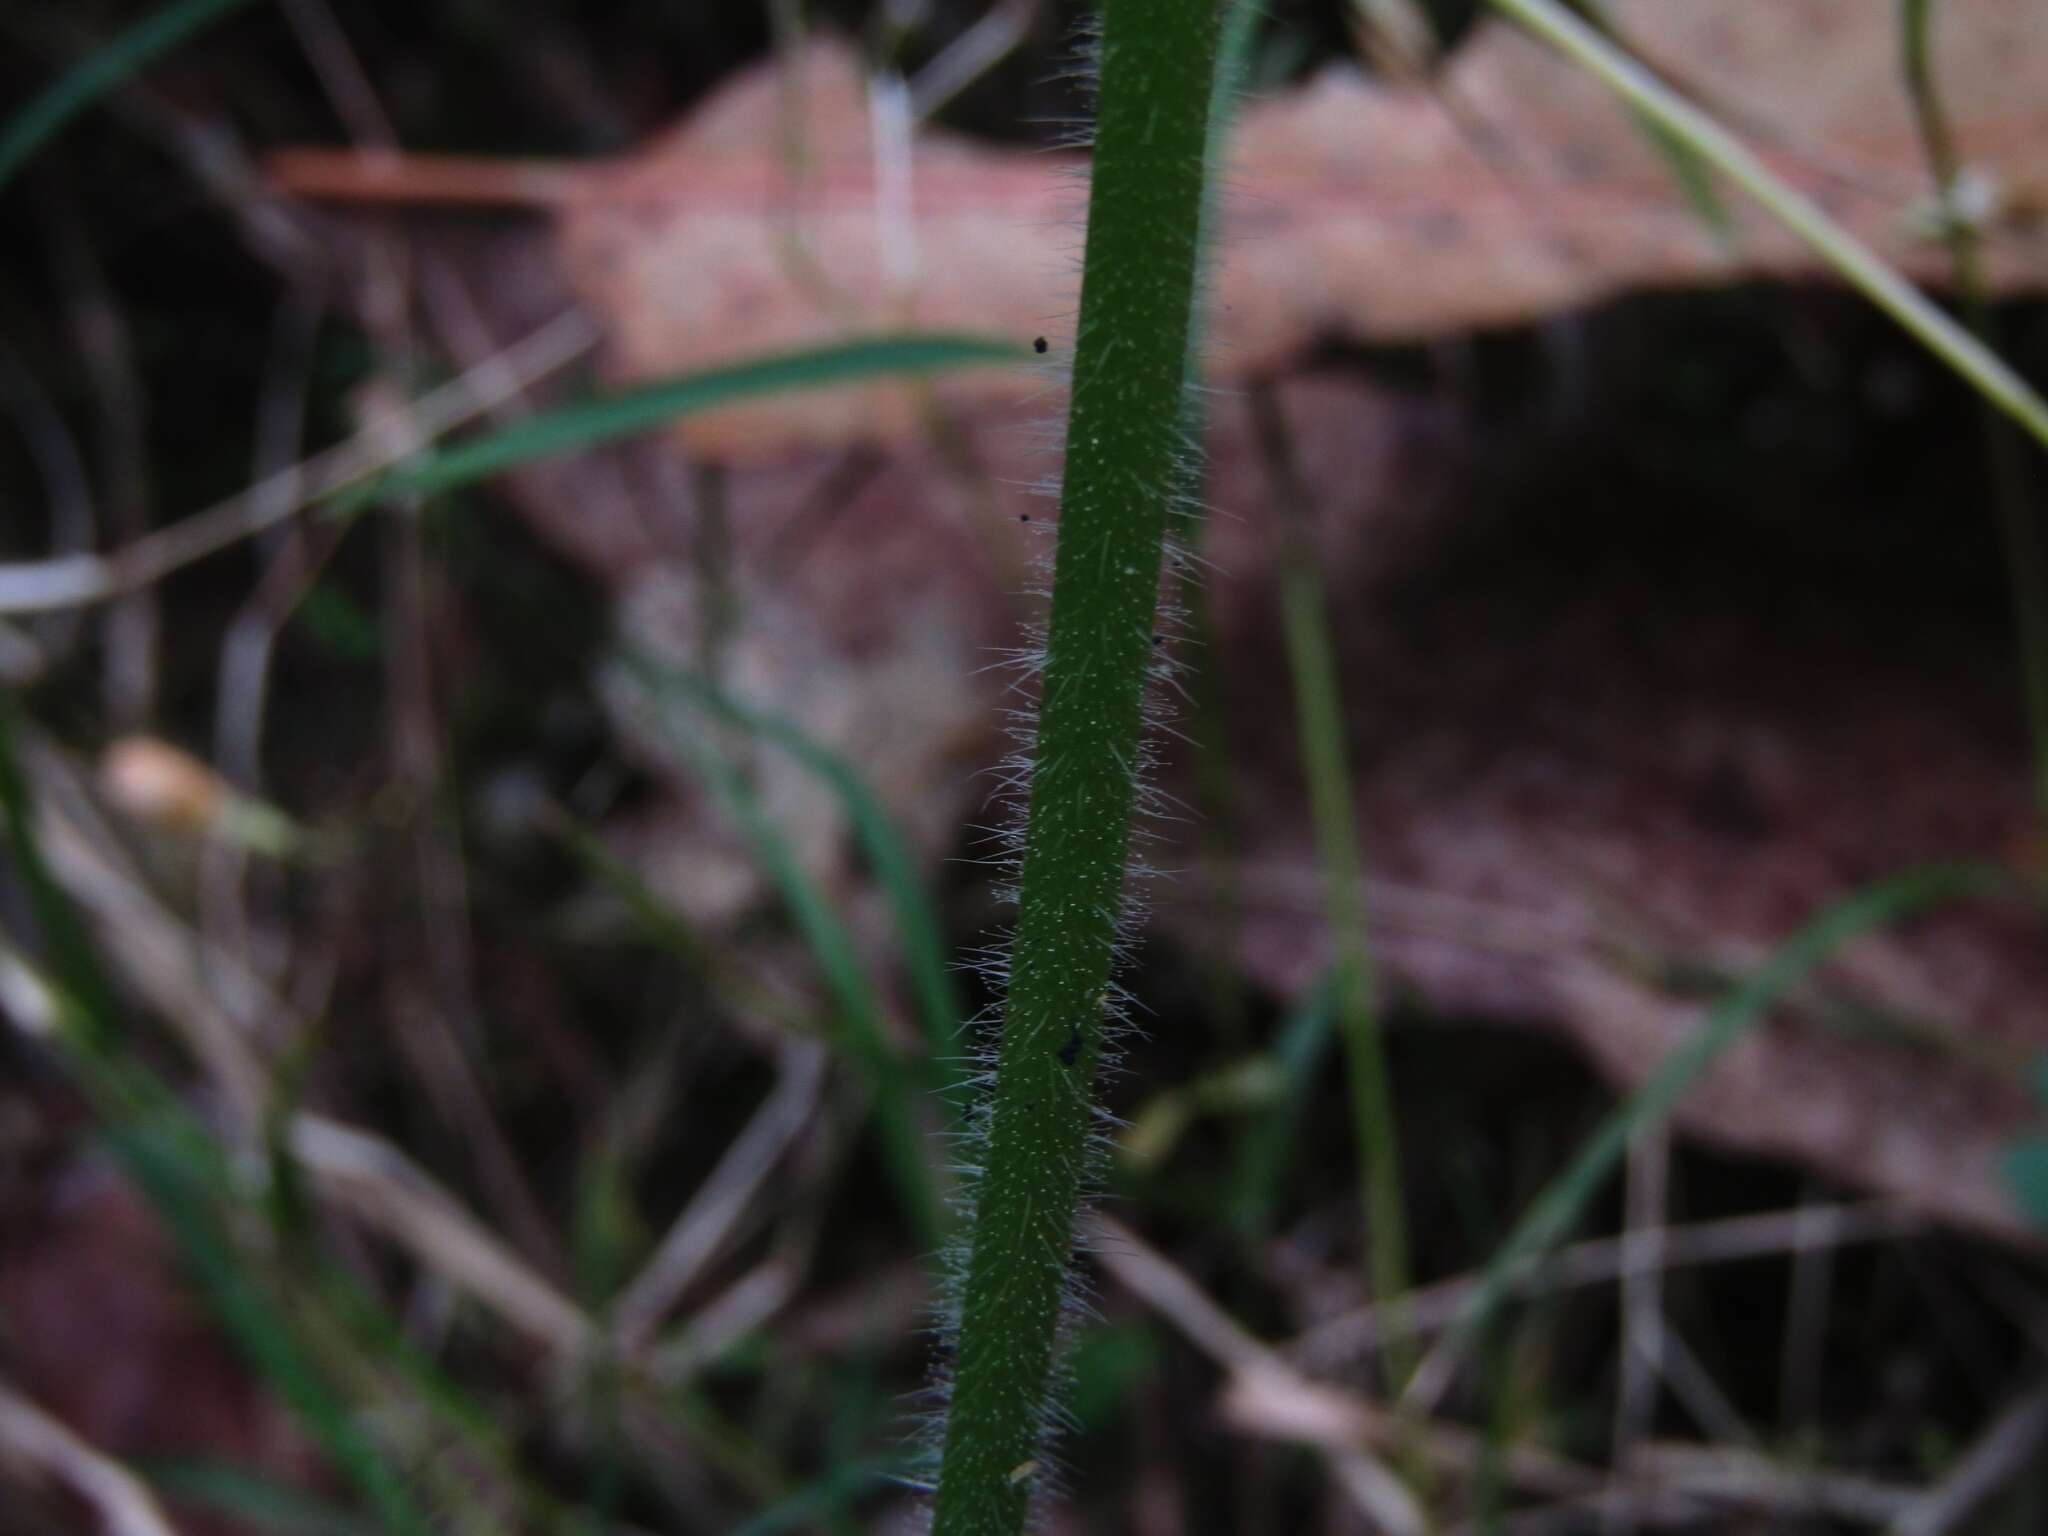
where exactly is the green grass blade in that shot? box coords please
[1637,115,1734,240]
[0,695,114,1034]
[627,664,967,1114]
[0,694,433,1536]
[1404,861,2012,1408]
[1567,0,1734,240]
[1231,974,1337,1240]
[1256,381,1415,1396]
[613,660,949,1257]
[60,1047,435,1535]
[1486,0,2048,453]
[2007,1137,2048,1230]
[336,335,1025,511]
[0,0,263,194]
[549,808,716,966]
[113,1119,430,1536]
[1897,0,2048,841]
[298,1263,582,1536]
[147,1461,383,1536]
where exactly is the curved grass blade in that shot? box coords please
[1486,0,2048,453]
[1566,0,1733,239]
[610,659,950,1257]
[337,334,1026,512]
[290,1245,585,1535]
[0,979,436,1536]
[0,0,264,194]
[1255,380,1414,1395]
[1402,860,2015,1410]
[0,696,433,1536]
[1897,0,2048,840]
[1230,973,1337,1240]
[147,1461,382,1536]
[628,663,966,1115]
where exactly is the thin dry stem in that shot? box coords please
[0,310,597,616]
[0,1383,180,1536]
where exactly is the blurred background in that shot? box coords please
[5,0,2048,1531]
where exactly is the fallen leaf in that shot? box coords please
[272,1,2048,458]
[1164,370,2048,1241]
[263,6,2048,1237]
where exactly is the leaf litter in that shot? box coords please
[260,0,2048,1235]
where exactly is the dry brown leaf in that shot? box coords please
[468,354,2048,1244]
[279,1,2048,458]
[267,5,2048,1238]
[1165,371,2048,1241]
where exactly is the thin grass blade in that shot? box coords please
[0,0,264,193]
[1486,0,2048,453]
[338,335,1025,511]
[1405,860,2014,1409]
[0,696,433,1535]
[611,659,950,1256]
[629,664,966,1115]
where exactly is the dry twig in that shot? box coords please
[1886,1379,2048,1536]
[0,1382,179,1536]
[0,310,596,616]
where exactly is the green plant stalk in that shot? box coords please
[1898,0,2048,837]
[1486,0,2048,453]
[1280,522,1413,1354]
[928,0,1223,1528]
[1252,385,1414,1396]
[1400,860,2009,1412]
[1897,0,1976,297]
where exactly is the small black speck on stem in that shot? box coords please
[1057,1022,1082,1067]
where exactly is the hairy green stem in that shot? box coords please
[928,1,1223,1529]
